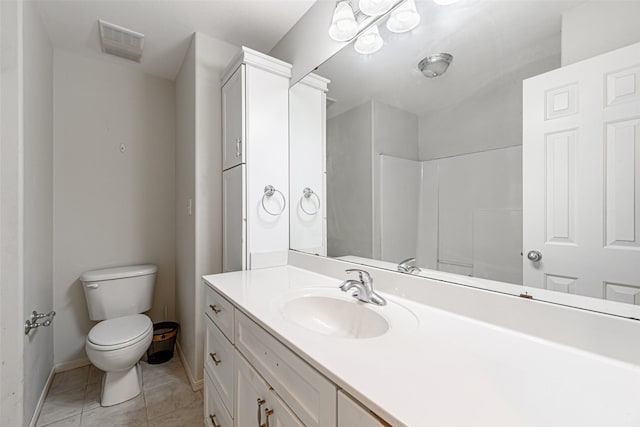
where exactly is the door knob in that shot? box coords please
[527,250,542,262]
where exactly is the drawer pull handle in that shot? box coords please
[209,352,222,365]
[257,398,266,426]
[209,304,221,314]
[265,408,274,427]
[209,413,221,427]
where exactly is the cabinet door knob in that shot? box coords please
[209,352,222,365]
[209,304,221,314]
[209,413,221,427]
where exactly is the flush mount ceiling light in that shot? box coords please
[386,0,420,33]
[433,0,459,5]
[329,0,358,41]
[359,0,396,16]
[354,24,383,54]
[418,53,453,77]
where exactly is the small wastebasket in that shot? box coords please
[146,321,179,364]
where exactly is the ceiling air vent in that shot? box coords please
[98,20,144,63]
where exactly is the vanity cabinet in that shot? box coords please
[221,47,292,272]
[338,391,390,427]
[203,282,392,427]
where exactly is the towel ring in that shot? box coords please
[300,187,321,215]
[261,185,286,216]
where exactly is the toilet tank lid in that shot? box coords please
[80,264,157,283]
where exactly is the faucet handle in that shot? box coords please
[345,269,372,285]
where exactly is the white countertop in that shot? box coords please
[203,266,640,427]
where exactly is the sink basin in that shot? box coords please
[281,295,389,339]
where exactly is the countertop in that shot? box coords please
[203,266,640,427]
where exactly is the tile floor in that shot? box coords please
[36,357,203,427]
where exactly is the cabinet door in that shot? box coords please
[338,391,388,427]
[222,165,245,272]
[235,353,304,427]
[222,65,244,170]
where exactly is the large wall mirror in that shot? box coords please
[289,0,640,317]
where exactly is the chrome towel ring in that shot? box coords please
[261,185,286,216]
[300,187,321,215]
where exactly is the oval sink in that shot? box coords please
[282,295,389,339]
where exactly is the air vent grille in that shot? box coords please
[98,20,144,63]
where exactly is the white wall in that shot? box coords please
[418,55,559,161]
[372,101,419,259]
[327,102,373,258]
[269,1,346,85]
[0,1,25,425]
[53,49,176,365]
[175,36,197,382]
[23,1,54,422]
[561,1,640,66]
[175,32,236,386]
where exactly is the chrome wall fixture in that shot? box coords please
[329,0,421,55]
[300,187,321,215]
[261,185,286,216]
[25,310,56,335]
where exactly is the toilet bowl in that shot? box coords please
[81,264,157,407]
[85,314,153,406]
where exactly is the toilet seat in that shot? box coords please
[87,314,152,351]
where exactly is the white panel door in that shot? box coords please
[222,165,245,272]
[523,42,640,301]
[222,65,244,171]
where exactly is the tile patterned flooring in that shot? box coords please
[36,357,203,427]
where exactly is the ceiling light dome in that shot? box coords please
[386,0,420,33]
[418,53,453,78]
[359,0,395,16]
[354,24,383,55]
[329,1,358,41]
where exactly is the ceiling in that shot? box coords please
[37,0,316,80]
[318,0,586,119]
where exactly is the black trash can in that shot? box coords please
[146,321,179,364]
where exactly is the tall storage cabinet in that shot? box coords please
[221,47,292,272]
[289,73,330,256]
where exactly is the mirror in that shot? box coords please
[289,0,640,315]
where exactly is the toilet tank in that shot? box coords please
[81,264,157,321]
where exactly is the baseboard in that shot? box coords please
[176,341,203,391]
[28,365,56,427]
[54,357,91,373]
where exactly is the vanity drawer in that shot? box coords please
[205,317,235,415]
[204,283,234,343]
[235,310,336,427]
[236,352,304,427]
[204,370,233,427]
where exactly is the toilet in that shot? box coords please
[81,264,157,407]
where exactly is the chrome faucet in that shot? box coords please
[397,257,421,274]
[339,269,387,306]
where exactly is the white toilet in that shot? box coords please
[81,264,157,407]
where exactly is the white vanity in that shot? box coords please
[202,260,640,427]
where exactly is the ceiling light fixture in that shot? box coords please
[433,0,460,5]
[354,24,384,54]
[329,0,358,42]
[358,0,396,17]
[386,0,420,33]
[328,0,421,55]
[418,53,453,78]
